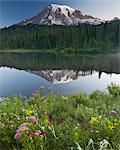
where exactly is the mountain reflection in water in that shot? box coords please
[0,52,120,97]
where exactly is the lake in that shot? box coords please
[0,52,120,97]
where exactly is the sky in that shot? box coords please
[0,0,120,28]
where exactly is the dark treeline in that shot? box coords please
[1,52,120,73]
[0,20,120,51]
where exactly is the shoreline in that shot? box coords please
[0,48,119,55]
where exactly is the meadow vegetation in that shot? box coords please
[0,84,120,150]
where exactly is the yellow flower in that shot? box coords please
[108,124,115,130]
[43,118,49,126]
[90,116,99,124]
[25,109,33,115]
[62,96,68,100]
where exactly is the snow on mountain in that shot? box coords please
[105,17,120,24]
[19,4,105,26]
[30,70,95,84]
[50,4,75,16]
[110,17,120,23]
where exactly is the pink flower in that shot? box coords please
[44,130,48,136]
[18,123,31,128]
[14,132,21,140]
[29,116,37,123]
[16,126,28,133]
[34,130,41,136]
[28,131,33,137]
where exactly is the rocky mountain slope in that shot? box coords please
[30,70,95,84]
[19,4,106,26]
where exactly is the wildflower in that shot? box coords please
[95,130,99,133]
[14,132,21,140]
[44,112,52,122]
[44,130,48,136]
[62,96,68,100]
[34,130,41,136]
[43,118,49,126]
[16,117,21,121]
[100,139,110,150]
[41,126,45,131]
[22,109,25,112]
[3,113,7,116]
[48,115,52,122]
[14,115,21,121]
[29,116,37,123]
[9,120,14,124]
[16,126,28,133]
[26,116,28,120]
[9,121,14,128]
[75,126,78,130]
[28,131,33,137]
[25,109,33,115]
[18,123,31,128]
[40,135,44,138]
[110,110,117,116]
[44,112,48,116]
[9,124,14,128]
[99,115,102,119]
[90,116,99,124]
[108,124,115,130]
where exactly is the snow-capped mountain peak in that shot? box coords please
[50,4,75,15]
[30,70,96,84]
[19,4,105,26]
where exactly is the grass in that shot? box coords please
[0,84,120,150]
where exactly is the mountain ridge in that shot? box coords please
[19,4,106,26]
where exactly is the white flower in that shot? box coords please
[41,126,45,131]
[22,109,25,112]
[100,139,110,150]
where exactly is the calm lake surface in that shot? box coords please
[0,52,120,97]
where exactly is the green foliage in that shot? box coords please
[108,83,120,97]
[0,20,120,51]
[0,84,120,149]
